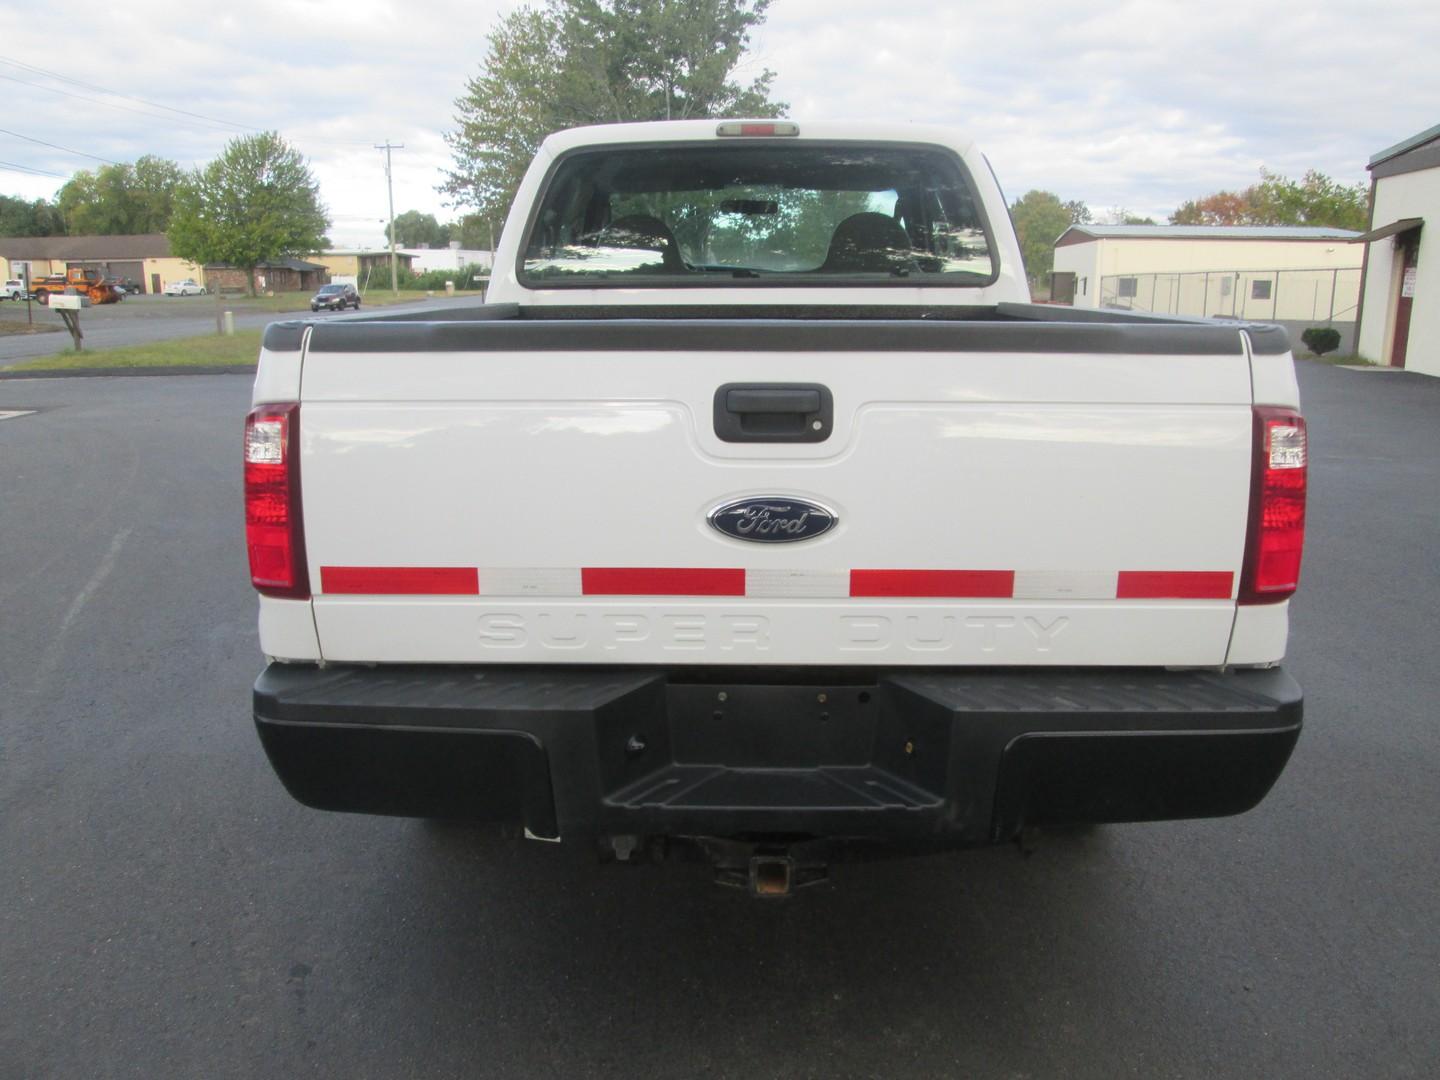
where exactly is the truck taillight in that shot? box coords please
[244,403,309,599]
[1239,406,1307,604]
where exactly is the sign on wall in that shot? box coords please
[1402,267,1417,298]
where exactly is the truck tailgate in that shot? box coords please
[294,323,1255,667]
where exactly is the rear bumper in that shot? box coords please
[253,665,1302,847]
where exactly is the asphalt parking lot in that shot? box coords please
[1,361,1437,1079]
[0,294,467,365]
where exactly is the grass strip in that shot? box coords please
[11,329,262,371]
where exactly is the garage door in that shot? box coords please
[70,260,145,290]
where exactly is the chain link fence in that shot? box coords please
[1099,267,1360,352]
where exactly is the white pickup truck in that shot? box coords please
[247,120,1305,894]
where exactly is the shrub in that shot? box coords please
[407,263,492,292]
[1301,327,1342,356]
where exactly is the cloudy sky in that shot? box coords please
[2,0,1437,246]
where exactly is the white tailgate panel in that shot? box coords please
[300,349,1254,666]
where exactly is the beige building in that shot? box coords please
[315,249,416,283]
[0,234,202,294]
[1354,123,1437,374]
[1052,224,1363,350]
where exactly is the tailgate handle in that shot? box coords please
[726,388,821,414]
[714,383,833,443]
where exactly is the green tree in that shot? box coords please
[1249,169,1367,230]
[442,0,785,226]
[557,0,784,123]
[1169,170,1366,230]
[1010,190,1086,289]
[168,132,329,296]
[392,210,451,248]
[57,155,184,234]
[452,213,496,250]
[441,6,566,227]
[0,194,66,236]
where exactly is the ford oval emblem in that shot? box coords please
[707,496,838,544]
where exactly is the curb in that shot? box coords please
[0,364,256,380]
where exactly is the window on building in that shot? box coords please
[1251,279,1273,300]
[1080,276,1087,295]
[1118,277,1138,298]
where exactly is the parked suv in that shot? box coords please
[3,279,24,300]
[310,283,360,312]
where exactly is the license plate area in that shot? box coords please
[665,683,872,768]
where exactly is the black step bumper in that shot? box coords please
[253,665,1302,847]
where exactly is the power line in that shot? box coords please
[0,60,376,149]
[0,159,68,178]
[0,126,116,164]
[0,54,256,133]
[0,71,244,135]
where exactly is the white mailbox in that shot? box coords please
[47,294,89,310]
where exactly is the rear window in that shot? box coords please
[520,143,996,288]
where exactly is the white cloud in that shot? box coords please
[0,0,522,245]
[2,0,1437,240]
[755,0,1440,219]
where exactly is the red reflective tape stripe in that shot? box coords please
[850,569,1015,598]
[315,566,1234,600]
[582,567,745,596]
[320,566,479,595]
[1115,571,1234,599]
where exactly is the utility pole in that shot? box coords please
[375,140,404,297]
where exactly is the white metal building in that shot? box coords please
[1052,224,1363,350]
[398,243,493,276]
[1355,123,1437,374]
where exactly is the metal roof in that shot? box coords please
[1369,123,1440,168]
[0,233,174,260]
[1059,224,1360,242]
[203,258,329,271]
[321,249,416,258]
[1350,218,1424,243]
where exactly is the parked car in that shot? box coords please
[310,283,360,312]
[247,119,1306,896]
[164,279,207,297]
[114,278,145,295]
[2,279,24,301]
